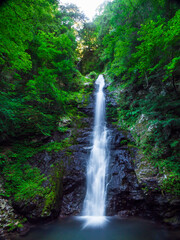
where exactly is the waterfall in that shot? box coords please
[82,74,108,226]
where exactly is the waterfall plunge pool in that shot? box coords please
[14,217,179,240]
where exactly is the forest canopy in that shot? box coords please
[0,0,87,141]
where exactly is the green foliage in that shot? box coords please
[43,138,71,153]
[0,132,73,202]
[1,151,47,201]
[161,174,180,195]
[0,0,33,71]
[1,141,46,201]
[96,0,180,195]
[131,10,180,83]
[78,22,104,74]
[0,0,87,141]
[87,71,98,79]
[7,222,23,232]
[3,164,47,202]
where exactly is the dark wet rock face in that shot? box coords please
[135,161,180,227]
[105,87,180,227]
[105,90,146,216]
[106,128,146,217]
[60,146,89,216]
[59,98,94,216]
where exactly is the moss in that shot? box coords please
[141,185,150,194]
[136,161,158,178]
[163,216,179,225]
[42,163,63,216]
[43,138,71,153]
[6,223,17,232]
[5,217,27,232]
[1,159,48,202]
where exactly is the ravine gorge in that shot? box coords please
[0,0,180,239]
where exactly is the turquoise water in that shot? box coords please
[16,217,178,240]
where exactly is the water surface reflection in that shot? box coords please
[16,217,179,240]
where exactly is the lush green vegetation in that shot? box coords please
[0,0,87,141]
[0,1,180,230]
[0,137,70,201]
[87,0,179,194]
[0,0,92,213]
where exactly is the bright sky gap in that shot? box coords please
[60,0,107,21]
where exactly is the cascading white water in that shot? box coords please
[82,74,108,226]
